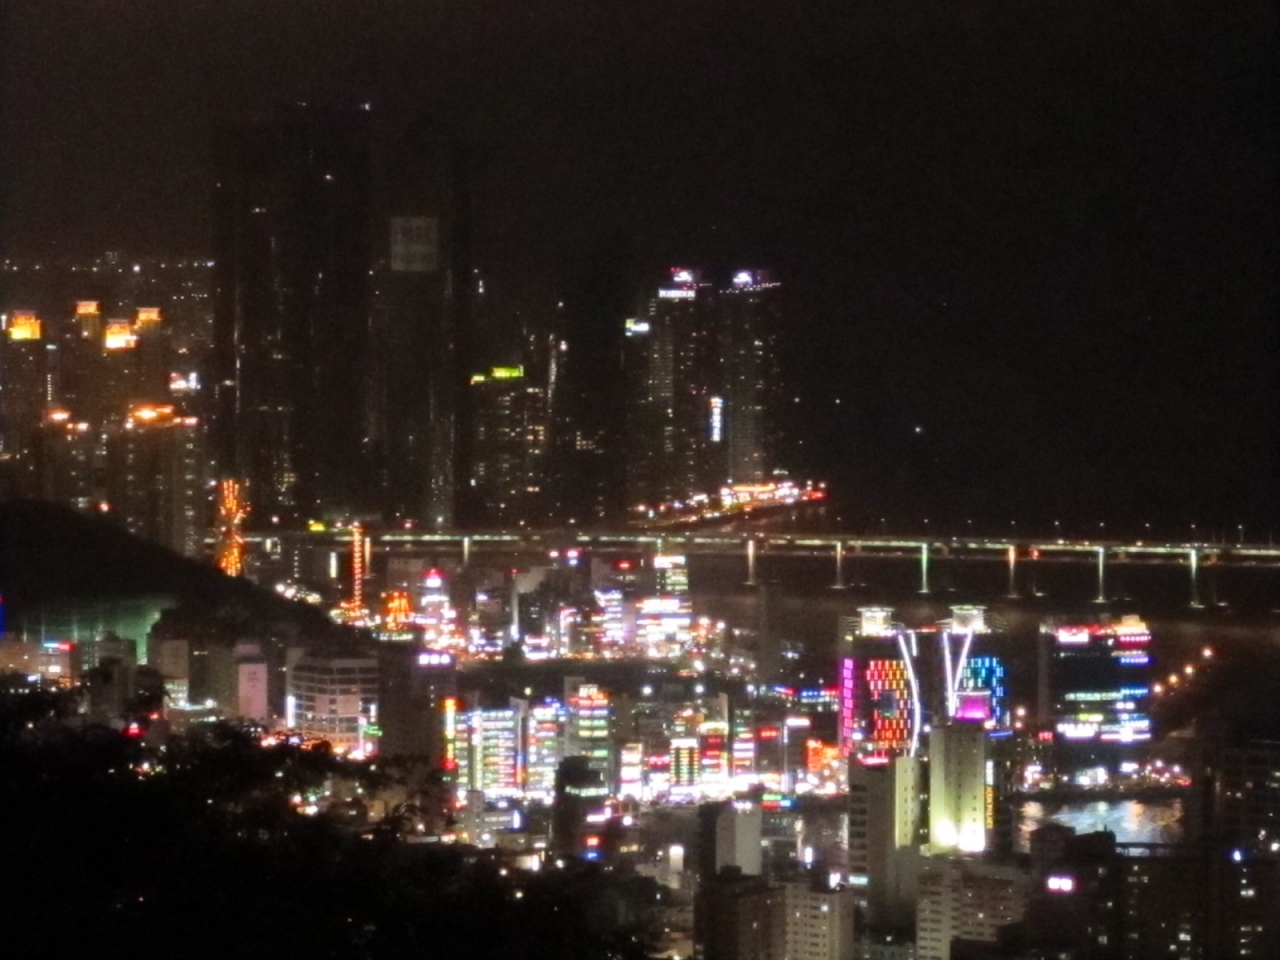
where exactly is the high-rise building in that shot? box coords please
[1044,615,1152,772]
[376,645,457,763]
[0,310,51,494]
[838,614,924,760]
[368,117,473,528]
[105,404,206,557]
[927,721,988,855]
[623,268,785,508]
[849,755,924,930]
[467,365,548,526]
[720,271,782,484]
[212,104,376,523]
[455,701,526,800]
[565,677,614,787]
[697,800,765,881]
[625,268,721,506]
[32,409,99,510]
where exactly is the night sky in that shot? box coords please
[1,1,1275,535]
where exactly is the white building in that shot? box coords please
[782,881,856,960]
[287,652,378,751]
[849,756,923,928]
[915,857,1032,960]
[928,722,987,854]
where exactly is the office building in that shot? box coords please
[697,800,765,881]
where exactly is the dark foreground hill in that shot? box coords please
[0,499,330,629]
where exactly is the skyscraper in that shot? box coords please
[212,104,375,523]
[467,364,548,526]
[721,271,782,484]
[368,116,473,528]
[624,268,785,509]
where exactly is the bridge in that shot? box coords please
[242,527,1280,608]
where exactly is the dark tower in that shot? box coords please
[212,103,375,523]
[368,117,475,528]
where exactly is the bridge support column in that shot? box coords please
[1189,548,1203,608]
[462,535,471,568]
[919,542,931,594]
[1094,546,1106,603]
[746,537,758,587]
[1007,545,1018,598]
[833,541,846,589]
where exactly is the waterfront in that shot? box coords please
[1017,798,1184,850]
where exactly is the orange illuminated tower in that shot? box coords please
[216,478,247,576]
[351,523,366,608]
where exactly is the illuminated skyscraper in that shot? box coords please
[927,721,988,855]
[720,271,782,484]
[468,365,548,525]
[105,404,206,557]
[1044,615,1152,770]
[565,677,614,787]
[625,268,721,505]
[0,311,51,494]
[456,702,526,800]
[838,610,924,760]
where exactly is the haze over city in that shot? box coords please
[0,3,1278,960]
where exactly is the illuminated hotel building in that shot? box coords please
[1045,615,1152,769]
[839,606,1008,761]
[838,609,924,759]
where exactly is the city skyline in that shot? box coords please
[1,0,1274,531]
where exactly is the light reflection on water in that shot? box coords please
[1017,799,1183,852]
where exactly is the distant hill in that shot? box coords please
[0,499,331,630]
